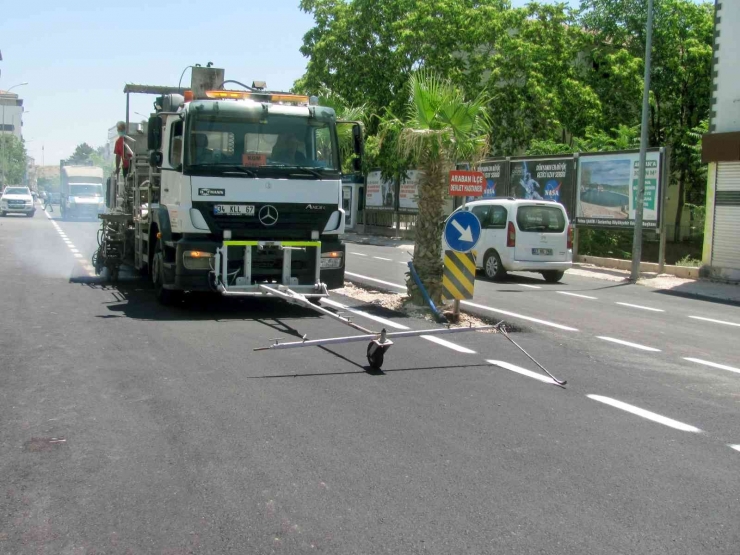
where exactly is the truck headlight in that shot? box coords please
[320,251,343,269]
[183,250,214,270]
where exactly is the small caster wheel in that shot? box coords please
[366,342,385,370]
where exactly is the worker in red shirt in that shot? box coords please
[114,121,134,179]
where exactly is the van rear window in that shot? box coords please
[516,206,565,233]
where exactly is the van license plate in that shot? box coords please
[532,248,553,256]
[214,205,255,216]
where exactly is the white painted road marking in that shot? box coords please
[596,336,661,352]
[488,360,558,385]
[345,272,406,290]
[587,395,701,433]
[320,298,409,330]
[461,301,579,332]
[373,256,392,261]
[322,298,476,354]
[684,357,740,375]
[557,291,597,300]
[517,284,541,289]
[421,335,476,354]
[689,315,740,328]
[349,252,368,257]
[729,445,740,453]
[615,302,665,312]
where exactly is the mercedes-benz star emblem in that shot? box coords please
[258,205,279,226]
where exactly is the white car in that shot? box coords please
[0,186,36,218]
[452,198,572,283]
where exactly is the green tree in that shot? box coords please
[0,134,28,187]
[381,71,489,304]
[68,143,96,165]
[579,0,714,237]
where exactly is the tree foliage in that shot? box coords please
[0,134,28,187]
[380,71,489,303]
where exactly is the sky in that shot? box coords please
[0,0,578,167]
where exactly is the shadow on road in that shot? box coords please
[70,277,326,323]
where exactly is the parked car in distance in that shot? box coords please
[1,186,36,218]
[449,198,572,283]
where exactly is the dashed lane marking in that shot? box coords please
[421,335,476,354]
[684,358,740,375]
[373,256,392,261]
[729,445,740,453]
[517,283,541,289]
[461,301,579,332]
[688,316,740,328]
[349,252,368,257]
[596,336,661,352]
[320,298,409,330]
[587,395,701,433]
[615,302,665,313]
[345,272,406,290]
[44,217,96,277]
[557,291,597,300]
[488,360,559,385]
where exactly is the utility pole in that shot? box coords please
[630,0,654,282]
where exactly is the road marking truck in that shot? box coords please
[95,66,361,305]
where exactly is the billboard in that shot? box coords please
[509,157,576,219]
[576,150,663,228]
[474,160,507,202]
[365,170,396,211]
[398,170,422,212]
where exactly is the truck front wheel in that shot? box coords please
[152,240,182,306]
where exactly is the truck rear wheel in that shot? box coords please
[152,240,182,306]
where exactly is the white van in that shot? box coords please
[455,198,572,283]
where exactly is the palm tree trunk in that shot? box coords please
[407,143,448,305]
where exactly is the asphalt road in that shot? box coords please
[1,205,739,554]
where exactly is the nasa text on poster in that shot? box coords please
[472,160,507,202]
[509,157,576,219]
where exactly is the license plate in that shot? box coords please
[532,248,553,256]
[214,204,254,216]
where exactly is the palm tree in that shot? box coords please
[382,71,490,304]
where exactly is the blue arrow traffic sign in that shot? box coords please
[444,210,481,253]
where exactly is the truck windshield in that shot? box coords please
[70,184,103,196]
[184,112,340,177]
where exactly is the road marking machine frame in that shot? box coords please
[212,239,498,370]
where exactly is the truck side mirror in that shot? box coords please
[148,116,163,150]
[352,157,362,172]
[149,151,163,168]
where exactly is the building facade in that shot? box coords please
[0,90,24,139]
[702,0,740,282]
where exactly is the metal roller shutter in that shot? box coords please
[712,162,740,270]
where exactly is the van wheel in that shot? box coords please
[542,270,565,283]
[152,240,182,306]
[483,251,507,281]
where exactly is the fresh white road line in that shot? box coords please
[69,248,80,253]
[488,360,558,385]
[373,256,393,261]
[345,272,406,290]
[349,252,368,257]
[587,395,701,433]
[320,298,409,330]
[517,284,541,289]
[421,335,476,354]
[73,254,84,259]
[729,445,740,453]
[557,291,598,300]
[461,301,579,332]
[322,298,476,354]
[689,315,740,328]
[596,336,661,352]
[684,358,740,375]
[615,302,665,313]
